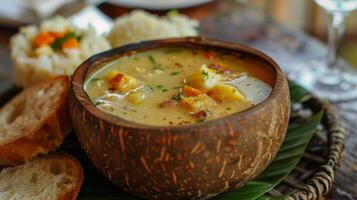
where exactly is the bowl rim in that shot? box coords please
[71,37,288,130]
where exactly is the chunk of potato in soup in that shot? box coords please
[85,47,274,126]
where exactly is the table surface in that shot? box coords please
[0,1,356,199]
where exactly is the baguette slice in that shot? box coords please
[0,76,72,166]
[0,152,83,200]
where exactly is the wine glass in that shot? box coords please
[294,0,357,102]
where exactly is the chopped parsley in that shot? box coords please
[148,55,156,65]
[91,78,100,82]
[167,9,179,18]
[170,71,180,76]
[171,92,183,101]
[167,10,179,22]
[94,101,104,106]
[51,32,80,51]
[155,85,168,92]
[156,85,164,89]
[202,70,210,80]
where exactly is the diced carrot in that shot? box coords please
[182,85,203,97]
[49,31,66,38]
[108,73,124,91]
[203,51,214,60]
[33,32,55,47]
[206,90,213,96]
[62,38,79,49]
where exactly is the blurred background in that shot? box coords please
[0,0,356,67]
[254,0,357,68]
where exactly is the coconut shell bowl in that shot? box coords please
[69,37,291,199]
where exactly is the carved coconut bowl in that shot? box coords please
[69,37,290,199]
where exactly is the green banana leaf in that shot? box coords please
[289,80,311,103]
[64,81,321,200]
[212,112,322,200]
[211,82,318,200]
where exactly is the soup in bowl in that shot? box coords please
[69,38,290,199]
[85,46,274,126]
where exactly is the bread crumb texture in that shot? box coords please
[0,78,65,145]
[0,154,77,200]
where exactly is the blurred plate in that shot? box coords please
[0,0,104,26]
[108,0,213,10]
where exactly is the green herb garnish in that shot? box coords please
[51,31,80,51]
[94,101,104,106]
[167,9,179,18]
[148,55,156,65]
[170,71,180,76]
[167,10,179,22]
[156,85,164,89]
[156,85,168,92]
[171,92,183,101]
[202,70,210,80]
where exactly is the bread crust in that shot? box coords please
[57,152,84,200]
[0,76,72,166]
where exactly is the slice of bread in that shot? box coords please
[0,152,83,200]
[0,76,72,166]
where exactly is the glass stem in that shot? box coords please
[263,0,272,23]
[327,12,346,68]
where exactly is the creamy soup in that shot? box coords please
[85,47,274,126]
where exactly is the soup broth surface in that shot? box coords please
[85,47,274,126]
